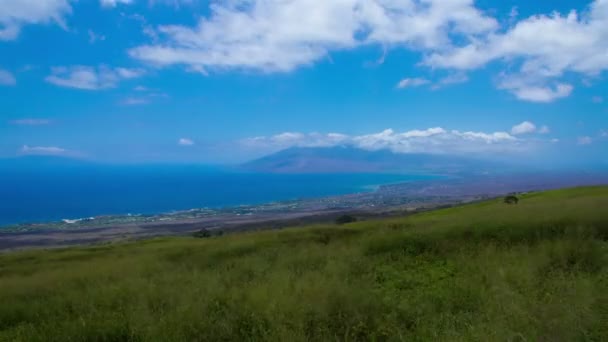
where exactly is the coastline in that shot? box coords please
[2,171,608,252]
[0,172,439,231]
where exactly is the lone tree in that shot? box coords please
[504,195,519,205]
[192,228,212,238]
[336,214,357,225]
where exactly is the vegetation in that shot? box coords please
[1,186,607,341]
[192,228,212,238]
[504,195,519,204]
[335,214,357,225]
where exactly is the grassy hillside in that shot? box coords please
[1,186,608,341]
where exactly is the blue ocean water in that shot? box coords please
[0,166,435,226]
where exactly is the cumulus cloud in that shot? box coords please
[4,1,597,103]
[511,121,536,135]
[246,132,349,149]
[127,0,608,102]
[426,4,608,72]
[45,65,145,90]
[0,0,72,40]
[0,69,16,85]
[20,145,67,156]
[10,118,52,125]
[425,1,608,102]
[396,78,430,89]
[432,73,469,89]
[129,0,496,72]
[398,73,470,90]
[243,127,524,155]
[178,138,194,146]
[100,0,133,7]
[498,77,573,103]
[102,0,192,7]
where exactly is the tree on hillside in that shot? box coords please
[193,229,212,238]
[336,215,357,225]
[504,195,519,205]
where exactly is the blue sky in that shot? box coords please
[0,0,607,164]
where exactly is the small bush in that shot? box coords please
[504,195,519,205]
[192,229,212,238]
[336,215,357,225]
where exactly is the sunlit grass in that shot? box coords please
[1,186,607,341]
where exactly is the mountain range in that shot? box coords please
[241,146,503,174]
[1,147,512,175]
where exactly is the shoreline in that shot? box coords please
[0,173,442,231]
[2,171,608,252]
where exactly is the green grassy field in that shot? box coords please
[1,186,608,341]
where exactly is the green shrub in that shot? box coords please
[192,229,212,238]
[335,214,357,225]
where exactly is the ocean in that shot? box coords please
[0,167,435,226]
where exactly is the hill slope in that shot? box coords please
[1,186,607,340]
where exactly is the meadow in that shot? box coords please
[1,186,607,341]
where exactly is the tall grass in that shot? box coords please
[1,186,607,341]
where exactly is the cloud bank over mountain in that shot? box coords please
[242,125,554,156]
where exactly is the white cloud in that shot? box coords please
[129,0,496,72]
[102,0,193,7]
[122,86,169,105]
[592,96,604,103]
[398,73,470,90]
[578,136,593,145]
[0,0,72,40]
[426,1,608,102]
[20,145,67,156]
[450,130,515,144]
[396,78,430,89]
[88,30,106,44]
[178,138,194,146]
[10,118,52,125]
[115,67,145,79]
[100,0,133,8]
[600,130,608,138]
[402,127,446,138]
[45,65,145,90]
[511,121,536,135]
[243,126,522,155]
[0,69,16,85]
[511,84,573,103]
[497,75,573,103]
[539,125,550,134]
[126,0,608,102]
[432,73,469,89]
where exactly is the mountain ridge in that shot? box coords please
[241,146,502,174]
